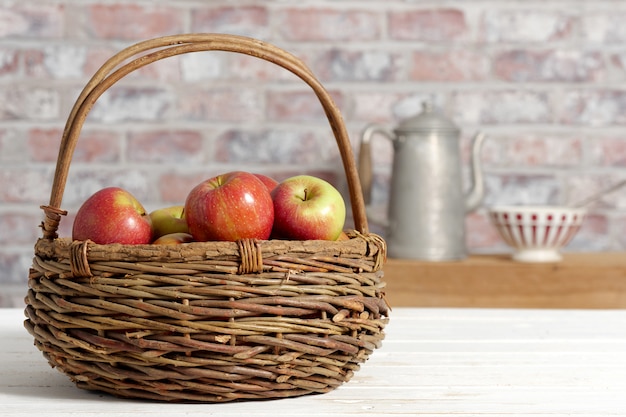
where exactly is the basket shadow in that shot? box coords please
[1,327,102,401]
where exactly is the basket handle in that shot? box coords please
[40,33,368,239]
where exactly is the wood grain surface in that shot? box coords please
[383,253,626,308]
[3,308,626,416]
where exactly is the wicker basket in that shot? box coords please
[24,33,389,403]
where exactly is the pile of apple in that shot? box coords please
[71,171,348,245]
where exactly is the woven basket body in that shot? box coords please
[24,34,389,403]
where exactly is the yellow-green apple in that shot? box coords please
[149,205,188,239]
[72,187,153,245]
[185,171,274,241]
[271,175,346,240]
[153,232,194,245]
[254,173,279,193]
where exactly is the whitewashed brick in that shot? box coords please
[561,90,626,126]
[0,4,63,38]
[481,10,573,43]
[0,129,28,163]
[0,167,53,203]
[180,52,222,82]
[176,88,263,122]
[43,45,87,79]
[0,212,40,244]
[0,252,32,285]
[581,13,626,43]
[191,5,270,38]
[0,48,18,77]
[483,174,561,206]
[565,175,626,209]
[389,8,467,41]
[494,49,605,82]
[62,168,153,206]
[277,8,380,41]
[452,90,550,124]
[127,130,205,163]
[88,88,172,123]
[25,88,59,120]
[315,49,401,82]
[491,134,583,167]
[0,87,59,120]
[215,129,338,165]
[589,136,626,167]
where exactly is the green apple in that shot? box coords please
[152,232,194,245]
[270,175,346,240]
[149,205,188,239]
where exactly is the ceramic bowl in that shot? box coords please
[488,205,586,262]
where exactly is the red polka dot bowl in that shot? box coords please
[488,205,586,262]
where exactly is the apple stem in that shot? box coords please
[303,188,309,201]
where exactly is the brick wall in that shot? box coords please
[1,1,626,306]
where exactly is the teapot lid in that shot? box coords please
[395,101,460,134]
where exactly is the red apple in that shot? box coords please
[271,175,346,240]
[72,187,153,245]
[254,173,279,193]
[149,205,188,239]
[153,232,194,245]
[185,171,274,242]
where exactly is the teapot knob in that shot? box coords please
[394,101,460,135]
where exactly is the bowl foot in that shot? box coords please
[512,249,562,263]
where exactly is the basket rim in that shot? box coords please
[34,230,387,278]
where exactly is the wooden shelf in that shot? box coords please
[382,252,626,309]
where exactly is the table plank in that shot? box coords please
[2,308,626,416]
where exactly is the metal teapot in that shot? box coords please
[358,101,486,261]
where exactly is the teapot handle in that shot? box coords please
[464,131,487,213]
[358,124,395,204]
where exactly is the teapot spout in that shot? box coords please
[465,132,487,213]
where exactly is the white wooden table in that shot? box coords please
[2,307,626,416]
